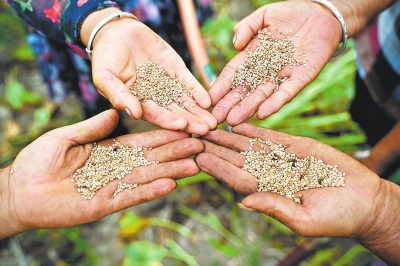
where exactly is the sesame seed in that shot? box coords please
[241,138,345,203]
[70,140,157,199]
[130,61,194,110]
[230,28,309,94]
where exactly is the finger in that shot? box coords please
[175,67,212,109]
[109,179,177,211]
[233,7,267,50]
[195,153,258,195]
[100,129,191,149]
[141,100,187,130]
[256,73,310,119]
[119,158,200,184]
[209,51,248,112]
[241,192,311,233]
[232,123,294,147]
[232,123,355,166]
[94,69,143,119]
[48,109,119,145]
[168,103,212,135]
[144,138,204,162]
[201,139,245,168]
[104,79,142,119]
[225,82,276,126]
[202,128,255,151]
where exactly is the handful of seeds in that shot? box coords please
[130,61,195,109]
[241,138,345,203]
[231,28,308,96]
[71,140,157,199]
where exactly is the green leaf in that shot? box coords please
[205,213,223,229]
[211,15,235,48]
[201,17,216,35]
[176,171,212,186]
[166,239,199,266]
[124,241,167,266]
[333,244,370,266]
[12,44,35,61]
[119,212,152,239]
[208,238,240,257]
[308,247,337,265]
[263,216,294,235]
[5,77,41,109]
[34,107,51,126]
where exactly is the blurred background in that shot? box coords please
[1,0,399,265]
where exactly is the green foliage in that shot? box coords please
[308,247,338,265]
[334,245,371,266]
[0,0,33,62]
[31,228,100,265]
[251,0,282,8]
[5,68,41,109]
[201,14,238,72]
[124,241,167,266]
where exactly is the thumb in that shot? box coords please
[95,73,142,120]
[242,192,302,227]
[233,7,267,50]
[51,109,120,145]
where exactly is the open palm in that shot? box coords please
[2,109,202,237]
[196,123,385,238]
[91,18,217,135]
[209,1,344,126]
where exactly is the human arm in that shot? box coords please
[0,109,203,239]
[360,121,400,177]
[209,0,398,126]
[195,123,400,265]
[6,1,217,134]
[79,7,217,134]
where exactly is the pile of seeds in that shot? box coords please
[71,140,157,199]
[131,61,195,109]
[113,182,141,198]
[241,138,345,203]
[231,28,308,97]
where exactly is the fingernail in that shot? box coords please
[232,34,237,46]
[125,107,132,117]
[237,202,257,212]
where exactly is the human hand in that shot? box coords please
[209,1,344,126]
[82,8,217,135]
[195,123,394,239]
[0,109,203,239]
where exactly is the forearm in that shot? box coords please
[0,166,23,240]
[356,178,400,265]
[80,7,123,46]
[329,0,397,37]
[361,122,400,176]
[6,0,119,47]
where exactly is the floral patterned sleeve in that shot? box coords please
[6,0,120,56]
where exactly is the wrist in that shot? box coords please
[356,178,400,263]
[0,166,24,239]
[80,7,122,46]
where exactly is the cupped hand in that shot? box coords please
[1,109,202,238]
[209,1,343,126]
[91,15,217,135]
[195,123,384,238]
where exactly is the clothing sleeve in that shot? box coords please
[6,0,120,49]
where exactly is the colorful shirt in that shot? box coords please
[5,0,212,114]
[353,1,400,121]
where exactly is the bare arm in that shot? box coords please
[330,0,398,37]
[196,124,400,265]
[360,121,400,177]
[0,109,203,239]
